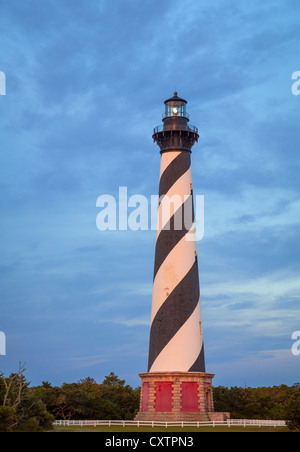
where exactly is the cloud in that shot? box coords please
[210,348,300,387]
[0,0,299,388]
[203,270,300,300]
[100,317,150,328]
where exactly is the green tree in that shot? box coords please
[16,387,54,431]
[0,406,17,432]
[45,384,92,420]
[99,372,140,419]
[0,362,28,409]
[284,390,300,431]
[213,383,300,422]
[0,364,54,431]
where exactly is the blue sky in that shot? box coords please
[0,0,299,388]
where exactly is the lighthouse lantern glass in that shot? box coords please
[164,100,188,119]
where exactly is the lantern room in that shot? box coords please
[163,91,189,121]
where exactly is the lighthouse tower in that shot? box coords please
[135,93,229,422]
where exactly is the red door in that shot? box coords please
[181,382,199,412]
[155,382,173,412]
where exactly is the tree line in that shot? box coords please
[0,363,299,431]
[213,384,300,429]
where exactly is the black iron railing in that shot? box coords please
[153,124,198,135]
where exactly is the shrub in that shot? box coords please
[0,406,17,432]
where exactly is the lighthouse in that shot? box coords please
[135,93,229,422]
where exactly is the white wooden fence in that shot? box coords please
[53,419,286,428]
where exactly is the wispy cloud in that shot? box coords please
[0,0,299,388]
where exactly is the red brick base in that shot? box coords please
[135,372,230,422]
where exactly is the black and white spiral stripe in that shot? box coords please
[148,151,205,373]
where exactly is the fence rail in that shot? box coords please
[53,419,286,428]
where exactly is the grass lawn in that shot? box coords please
[52,425,289,433]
